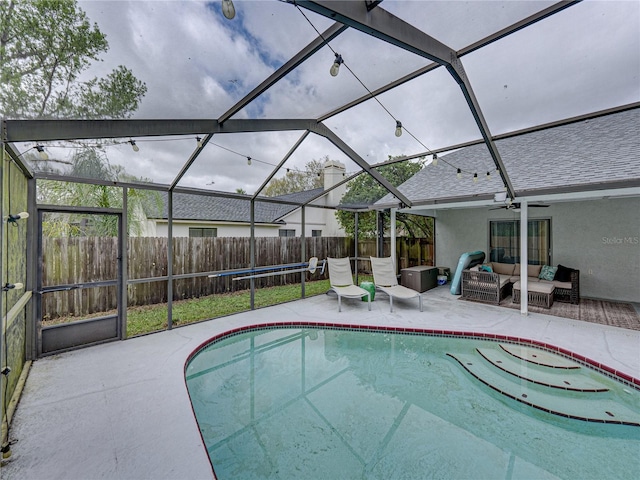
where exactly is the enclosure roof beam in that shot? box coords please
[31,170,342,209]
[293,1,519,198]
[299,170,363,208]
[3,119,320,142]
[218,22,348,124]
[310,122,412,207]
[369,101,640,171]
[170,133,212,191]
[253,131,310,200]
[317,1,579,122]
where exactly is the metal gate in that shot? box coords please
[37,207,124,356]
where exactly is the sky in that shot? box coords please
[25,0,640,198]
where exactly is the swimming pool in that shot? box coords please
[185,325,640,479]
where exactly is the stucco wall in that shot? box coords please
[152,222,282,237]
[433,198,640,302]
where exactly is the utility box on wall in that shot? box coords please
[401,266,438,293]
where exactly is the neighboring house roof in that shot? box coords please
[148,188,324,224]
[376,107,640,207]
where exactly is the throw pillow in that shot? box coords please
[554,264,574,282]
[538,265,557,281]
[480,265,493,273]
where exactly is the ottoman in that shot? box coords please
[512,281,555,309]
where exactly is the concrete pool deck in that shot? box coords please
[3,286,639,479]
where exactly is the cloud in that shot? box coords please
[51,0,639,194]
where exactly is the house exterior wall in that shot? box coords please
[431,198,640,302]
[146,207,343,238]
[149,221,282,237]
[279,205,338,237]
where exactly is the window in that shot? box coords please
[311,230,322,237]
[279,229,296,237]
[489,220,550,265]
[189,227,217,238]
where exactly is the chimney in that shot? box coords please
[323,160,346,206]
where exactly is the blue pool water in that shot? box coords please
[185,327,640,479]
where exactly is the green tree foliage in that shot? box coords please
[1,0,155,236]
[263,158,325,196]
[39,148,161,237]
[336,158,433,239]
[0,0,147,118]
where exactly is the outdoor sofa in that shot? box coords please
[461,262,580,306]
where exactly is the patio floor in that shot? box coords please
[3,286,639,480]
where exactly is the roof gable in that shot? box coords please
[148,188,324,224]
[377,108,640,206]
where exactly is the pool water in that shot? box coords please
[185,327,640,479]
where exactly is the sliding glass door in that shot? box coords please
[489,219,550,265]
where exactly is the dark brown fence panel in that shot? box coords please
[41,236,430,319]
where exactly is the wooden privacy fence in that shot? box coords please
[41,236,433,319]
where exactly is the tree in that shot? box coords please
[39,148,161,237]
[0,0,147,118]
[336,158,433,239]
[1,1,155,236]
[263,158,325,197]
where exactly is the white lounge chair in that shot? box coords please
[327,257,371,312]
[370,256,423,312]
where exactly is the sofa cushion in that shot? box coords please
[491,262,515,275]
[538,265,557,281]
[539,279,572,290]
[513,280,554,294]
[513,264,543,278]
[554,264,575,282]
[511,275,540,284]
[528,264,543,278]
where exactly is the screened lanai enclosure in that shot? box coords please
[2,0,639,462]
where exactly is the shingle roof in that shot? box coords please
[377,108,640,206]
[149,188,324,223]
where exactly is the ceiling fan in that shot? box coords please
[490,202,549,211]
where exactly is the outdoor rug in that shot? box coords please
[499,297,640,331]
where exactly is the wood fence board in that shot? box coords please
[41,236,432,319]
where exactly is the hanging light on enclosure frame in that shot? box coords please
[247,157,252,166]
[35,145,48,160]
[330,53,343,77]
[395,120,403,137]
[456,168,462,180]
[431,153,438,166]
[222,0,235,19]
[129,140,139,152]
[7,212,29,223]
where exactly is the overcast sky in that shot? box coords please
[36,0,640,195]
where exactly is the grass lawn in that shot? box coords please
[126,276,373,337]
[42,276,375,337]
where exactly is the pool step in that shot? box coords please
[476,347,609,392]
[448,352,640,426]
[499,343,580,369]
